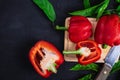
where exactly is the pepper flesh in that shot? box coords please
[94,14,120,46]
[29,40,64,78]
[76,40,101,65]
[68,16,92,43]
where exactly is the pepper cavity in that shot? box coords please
[29,40,64,78]
[34,50,44,72]
[40,48,58,73]
[34,48,45,72]
[34,48,58,73]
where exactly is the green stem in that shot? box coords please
[55,25,68,30]
[47,63,57,73]
[102,44,108,49]
[63,49,82,54]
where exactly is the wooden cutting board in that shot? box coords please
[64,17,111,63]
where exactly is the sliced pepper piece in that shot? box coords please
[76,40,101,65]
[29,40,64,78]
[63,40,101,65]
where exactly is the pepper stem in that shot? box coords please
[63,49,82,54]
[63,47,91,57]
[55,25,68,30]
[47,63,57,73]
[102,44,108,49]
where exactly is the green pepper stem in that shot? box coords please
[63,49,82,54]
[55,25,68,30]
[47,63,57,73]
[102,44,108,49]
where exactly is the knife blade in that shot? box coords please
[95,45,120,80]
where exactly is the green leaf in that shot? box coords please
[103,10,112,15]
[69,5,98,17]
[116,5,120,13]
[96,0,110,19]
[33,0,56,22]
[78,74,92,80]
[115,0,120,3]
[110,60,120,74]
[70,63,98,72]
[116,6,120,15]
[83,0,91,9]
[69,0,104,17]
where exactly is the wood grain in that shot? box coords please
[64,17,111,63]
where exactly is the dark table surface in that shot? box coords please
[0,0,120,80]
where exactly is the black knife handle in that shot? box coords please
[95,64,112,80]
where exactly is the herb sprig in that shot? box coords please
[70,60,120,80]
[78,74,92,80]
[70,63,98,72]
[69,0,110,19]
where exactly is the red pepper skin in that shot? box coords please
[94,14,120,46]
[76,40,101,65]
[29,40,64,78]
[68,16,92,43]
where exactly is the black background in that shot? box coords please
[0,0,120,80]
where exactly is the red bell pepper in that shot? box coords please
[29,40,64,78]
[56,16,92,43]
[68,16,92,43]
[63,40,101,65]
[76,40,101,65]
[94,14,120,46]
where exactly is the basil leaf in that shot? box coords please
[83,0,91,9]
[78,74,92,80]
[110,60,120,74]
[103,10,113,15]
[70,63,98,72]
[33,0,56,22]
[115,0,120,3]
[69,5,98,17]
[69,0,104,17]
[116,5,120,15]
[96,0,110,19]
[116,5,120,12]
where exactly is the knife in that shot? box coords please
[95,45,120,80]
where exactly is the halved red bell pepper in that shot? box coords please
[76,40,101,65]
[29,40,64,78]
[56,16,92,43]
[63,40,101,65]
[94,14,120,46]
